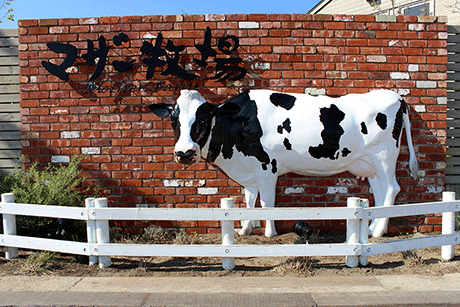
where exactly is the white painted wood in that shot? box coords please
[346,197,360,268]
[362,233,460,256]
[88,207,362,221]
[363,201,460,219]
[221,198,235,270]
[1,193,17,259]
[442,192,456,261]
[359,199,369,266]
[85,198,98,266]
[0,202,88,220]
[0,234,90,255]
[94,198,111,268]
[91,243,361,257]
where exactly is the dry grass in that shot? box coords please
[401,250,425,266]
[272,257,314,275]
[110,225,182,244]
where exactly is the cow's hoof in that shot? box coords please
[369,225,386,237]
[369,219,388,237]
[238,228,252,236]
[264,228,277,238]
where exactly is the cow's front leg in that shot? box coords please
[259,179,278,237]
[238,187,258,236]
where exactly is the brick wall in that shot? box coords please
[18,13,447,234]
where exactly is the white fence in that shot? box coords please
[1,192,459,270]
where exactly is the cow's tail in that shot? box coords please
[402,101,419,180]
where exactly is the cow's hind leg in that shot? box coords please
[367,177,384,234]
[368,162,400,237]
[259,179,278,237]
[238,187,258,236]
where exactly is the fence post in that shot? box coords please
[221,198,235,270]
[346,197,360,268]
[85,198,98,266]
[94,198,111,269]
[359,198,369,266]
[1,193,18,259]
[442,191,456,261]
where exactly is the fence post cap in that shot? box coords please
[347,197,361,208]
[1,193,14,202]
[220,198,234,209]
[442,191,456,201]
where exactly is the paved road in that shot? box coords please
[0,274,459,306]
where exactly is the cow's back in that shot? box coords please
[248,89,405,176]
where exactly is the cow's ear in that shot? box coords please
[213,102,241,118]
[149,103,173,118]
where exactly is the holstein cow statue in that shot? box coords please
[150,89,419,238]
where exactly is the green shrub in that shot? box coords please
[0,170,15,195]
[6,155,94,239]
[11,155,89,207]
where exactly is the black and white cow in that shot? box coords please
[149,89,419,237]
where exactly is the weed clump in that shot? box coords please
[402,250,425,266]
[273,257,314,275]
[21,251,56,274]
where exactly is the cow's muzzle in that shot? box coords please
[174,149,197,165]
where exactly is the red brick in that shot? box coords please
[99,16,120,24]
[19,19,39,27]
[273,46,295,53]
[70,25,89,33]
[269,29,290,37]
[29,27,48,35]
[226,14,247,21]
[57,18,79,26]
[289,29,312,38]
[270,14,292,21]
[324,22,345,29]
[312,14,333,22]
[399,31,418,39]
[354,15,375,22]
[388,23,408,31]
[248,13,268,21]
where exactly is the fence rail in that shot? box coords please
[1,193,459,270]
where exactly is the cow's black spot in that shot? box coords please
[270,93,296,110]
[361,122,368,135]
[309,104,345,160]
[283,138,292,150]
[277,118,291,134]
[169,105,181,142]
[376,113,387,130]
[262,163,268,171]
[149,103,181,142]
[342,148,351,157]
[392,99,407,148]
[190,103,218,149]
[271,159,278,174]
[207,91,271,169]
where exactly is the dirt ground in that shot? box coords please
[1,230,459,277]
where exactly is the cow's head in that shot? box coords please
[149,90,240,165]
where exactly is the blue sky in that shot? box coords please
[0,0,319,28]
